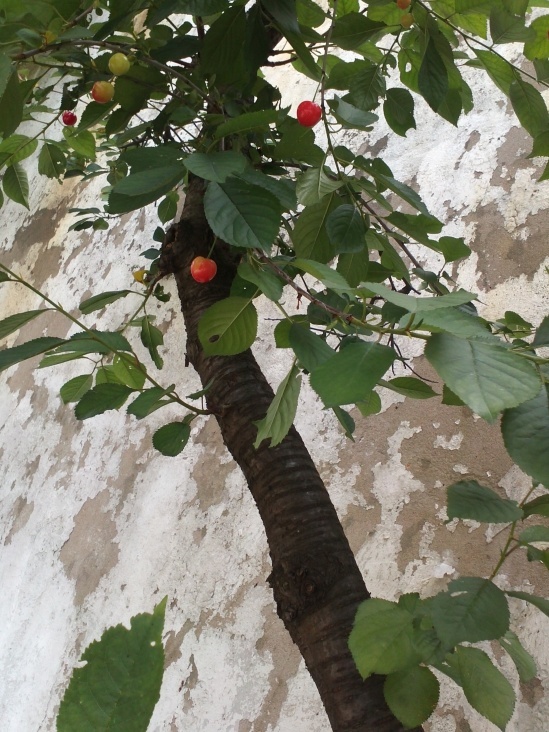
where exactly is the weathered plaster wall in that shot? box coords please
[1,44,549,732]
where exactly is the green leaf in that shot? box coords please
[327,96,378,130]
[79,290,133,314]
[52,331,132,355]
[431,578,510,647]
[64,129,96,159]
[57,599,166,732]
[236,169,297,211]
[38,143,66,179]
[152,421,191,456]
[533,315,549,347]
[383,88,416,136]
[0,336,65,373]
[158,192,178,224]
[473,48,517,95]
[289,323,334,372]
[214,109,280,138]
[447,480,523,523]
[425,333,541,421]
[296,166,343,206]
[74,383,134,420]
[384,666,439,729]
[326,204,367,253]
[522,495,549,519]
[501,385,549,487]
[0,134,37,167]
[291,195,339,263]
[254,363,301,448]
[109,166,185,214]
[500,631,536,683]
[3,163,29,208]
[349,63,386,111]
[128,386,174,419]
[237,261,283,301]
[60,374,93,404]
[111,355,146,390]
[509,79,549,137]
[455,646,515,731]
[381,377,438,400]
[0,309,48,340]
[332,405,355,439]
[490,7,534,44]
[310,341,395,407]
[361,282,475,313]
[204,179,281,251]
[524,14,549,61]
[349,599,421,678]
[291,258,352,293]
[337,250,370,287]
[356,390,382,417]
[0,67,23,137]
[198,296,257,356]
[519,525,549,545]
[507,590,549,618]
[140,318,164,369]
[419,37,449,113]
[331,13,385,50]
[184,151,248,183]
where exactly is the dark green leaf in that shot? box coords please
[509,79,549,137]
[152,421,191,456]
[447,480,523,523]
[57,599,166,732]
[327,96,378,130]
[74,383,134,420]
[419,38,449,113]
[501,385,549,487]
[111,355,146,390]
[109,166,185,214]
[519,525,549,544]
[507,590,549,618]
[127,386,174,419]
[237,261,283,301]
[185,151,248,183]
[0,309,48,340]
[500,631,536,683]
[204,179,281,251]
[425,333,541,421]
[456,646,515,731]
[310,341,395,407]
[0,337,65,373]
[0,67,23,137]
[326,204,367,253]
[431,578,510,647]
[60,374,93,404]
[384,667,439,729]
[79,290,133,314]
[296,166,344,207]
[383,88,416,136]
[38,143,66,180]
[331,13,385,50]
[533,315,549,347]
[254,363,301,448]
[3,163,29,208]
[289,323,334,372]
[140,318,164,369]
[64,130,96,159]
[381,377,438,400]
[291,195,339,263]
[522,495,549,519]
[214,109,280,138]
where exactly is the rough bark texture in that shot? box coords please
[160,177,422,732]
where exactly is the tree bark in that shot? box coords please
[161,177,422,732]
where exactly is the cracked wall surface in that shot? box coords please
[1,49,549,732]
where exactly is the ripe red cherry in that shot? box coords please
[190,256,217,283]
[396,0,411,8]
[62,110,77,126]
[297,100,322,127]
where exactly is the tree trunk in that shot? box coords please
[160,178,422,732]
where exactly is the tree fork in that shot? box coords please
[163,178,421,732]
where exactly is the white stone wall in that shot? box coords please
[1,51,549,732]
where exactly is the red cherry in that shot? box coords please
[190,256,217,283]
[62,110,77,126]
[297,100,322,127]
